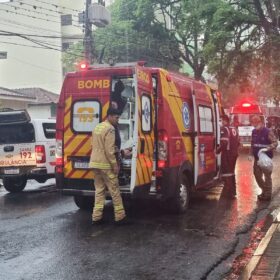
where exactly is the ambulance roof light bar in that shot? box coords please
[78,61,90,71]
[242,102,251,108]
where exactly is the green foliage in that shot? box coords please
[62,0,280,103]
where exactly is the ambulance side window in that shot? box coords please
[198,106,213,133]
[141,94,152,133]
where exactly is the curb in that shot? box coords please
[239,209,280,279]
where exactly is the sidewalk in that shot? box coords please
[240,210,280,279]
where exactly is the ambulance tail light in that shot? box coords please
[55,129,64,173]
[158,130,168,169]
[35,145,46,164]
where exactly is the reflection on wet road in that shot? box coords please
[0,152,279,280]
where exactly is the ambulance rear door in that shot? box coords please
[192,85,217,188]
[130,66,155,193]
[62,74,110,182]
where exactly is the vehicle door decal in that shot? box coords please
[159,70,193,164]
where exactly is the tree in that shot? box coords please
[62,0,181,71]
[204,0,280,103]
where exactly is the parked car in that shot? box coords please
[0,109,56,192]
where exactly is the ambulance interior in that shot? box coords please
[111,78,135,186]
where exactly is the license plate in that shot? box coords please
[4,168,20,175]
[74,161,89,169]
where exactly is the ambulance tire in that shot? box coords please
[3,176,27,193]
[74,195,94,211]
[169,179,190,214]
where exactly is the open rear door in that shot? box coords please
[192,87,217,188]
[130,66,155,192]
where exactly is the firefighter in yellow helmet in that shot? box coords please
[89,107,128,225]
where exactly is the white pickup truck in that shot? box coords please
[0,109,56,192]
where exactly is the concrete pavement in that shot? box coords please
[240,209,280,279]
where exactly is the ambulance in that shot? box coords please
[229,100,265,147]
[56,62,223,213]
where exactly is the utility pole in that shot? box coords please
[84,0,93,64]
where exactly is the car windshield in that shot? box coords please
[0,123,35,144]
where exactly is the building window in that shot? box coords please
[61,14,72,26]
[78,12,85,24]
[62,42,71,51]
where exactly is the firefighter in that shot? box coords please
[249,115,278,201]
[111,80,127,113]
[89,107,128,225]
[218,114,239,198]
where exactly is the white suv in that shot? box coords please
[0,109,56,192]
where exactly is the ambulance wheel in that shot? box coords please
[3,176,27,193]
[74,195,93,211]
[169,179,190,214]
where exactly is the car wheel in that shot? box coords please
[3,176,27,193]
[169,178,190,214]
[74,195,94,211]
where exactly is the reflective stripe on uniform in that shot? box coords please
[94,203,104,210]
[89,162,111,169]
[253,144,269,148]
[115,205,124,212]
[221,173,234,177]
[94,123,110,134]
[108,173,117,179]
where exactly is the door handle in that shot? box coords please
[140,139,145,154]
[4,146,14,152]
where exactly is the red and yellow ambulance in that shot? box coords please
[56,62,223,213]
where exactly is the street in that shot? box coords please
[1,151,280,280]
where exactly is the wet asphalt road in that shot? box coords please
[1,152,280,280]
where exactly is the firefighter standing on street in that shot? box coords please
[89,107,128,225]
[218,114,239,198]
[250,115,278,201]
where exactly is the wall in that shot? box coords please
[0,99,30,110]
[27,104,54,119]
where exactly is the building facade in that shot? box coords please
[0,0,113,93]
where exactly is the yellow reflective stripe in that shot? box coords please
[108,173,116,179]
[94,204,104,209]
[89,162,111,169]
[115,205,124,211]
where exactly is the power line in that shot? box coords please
[0,31,83,40]
[0,34,85,59]
[27,0,83,14]
[0,18,63,35]
[0,40,54,49]
[0,7,82,29]
[2,2,62,20]
[9,0,81,19]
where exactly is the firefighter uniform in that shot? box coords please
[89,120,126,222]
[220,124,239,197]
[251,126,278,200]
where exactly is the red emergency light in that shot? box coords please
[77,61,89,71]
[242,102,251,108]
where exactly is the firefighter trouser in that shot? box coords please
[253,160,272,197]
[221,152,238,197]
[92,169,126,222]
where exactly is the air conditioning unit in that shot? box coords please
[88,3,111,27]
